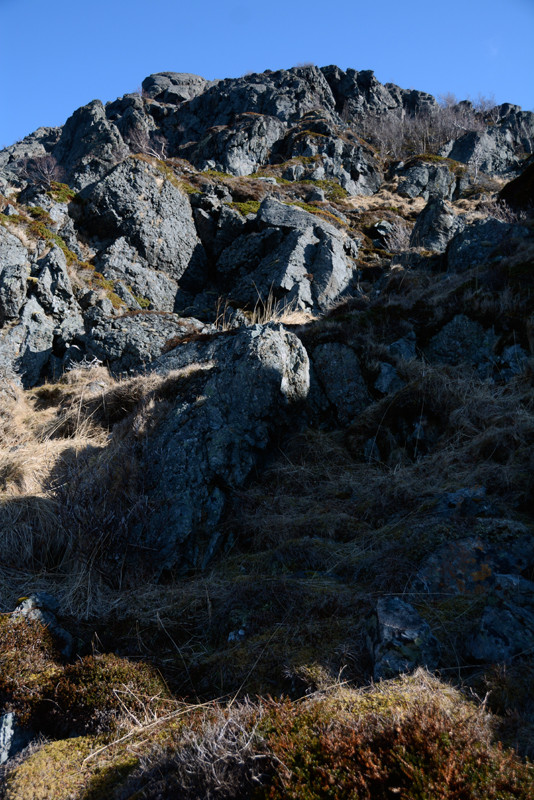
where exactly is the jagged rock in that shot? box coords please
[371,597,440,680]
[0,127,60,183]
[426,314,498,373]
[32,246,80,321]
[279,116,383,195]
[78,158,207,287]
[184,114,285,176]
[322,67,406,118]
[0,227,29,323]
[97,238,179,312]
[142,72,210,103]
[217,198,359,313]
[312,342,370,425]
[432,487,497,519]
[410,197,464,253]
[168,65,338,152]
[447,217,526,272]
[139,324,309,572]
[397,159,460,201]
[52,100,129,189]
[85,311,211,374]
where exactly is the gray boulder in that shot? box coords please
[374,362,404,394]
[371,596,440,680]
[85,311,211,374]
[32,246,81,322]
[415,530,534,597]
[312,342,370,425]
[389,332,417,361]
[443,126,519,176]
[12,593,72,658]
[410,198,464,253]
[321,66,405,119]
[280,119,383,195]
[0,713,32,766]
[218,198,360,313]
[139,324,309,572]
[397,160,459,201]
[142,72,210,104]
[467,574,534,662]
[78,158,207,287]
[0,127,60,183]
[168,65,337,149]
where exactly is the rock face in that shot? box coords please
[140,324,309,572]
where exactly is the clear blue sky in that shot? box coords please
[1,0,533,148]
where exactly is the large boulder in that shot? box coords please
[78,158,207,287]
[446,217,525,272]
[443,126,519,176]
[410,198,464,253]
[168,65,338,149]
[371,597,440,680]
[142,324,309,572]
[0,297,55,387]
[217,198,359,313]
[142,72,210,104]
[278,115,383,195]
[397,158,464,201]
[52,100,129,189]
[85,311,211,374]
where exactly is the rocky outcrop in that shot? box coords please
[425,314,498,373]
[142,324,309,572]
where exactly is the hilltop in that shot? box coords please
[0,65,533,798]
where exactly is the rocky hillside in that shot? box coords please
[0,65,533,798]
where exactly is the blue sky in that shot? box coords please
[1,0,533,148]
